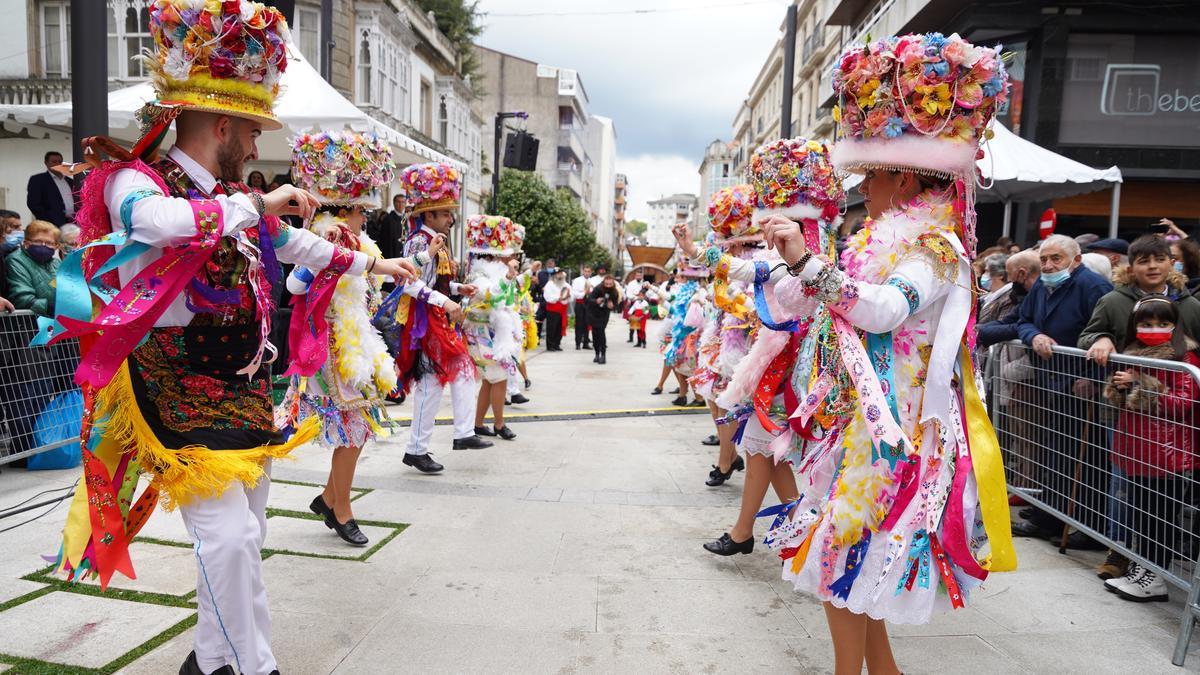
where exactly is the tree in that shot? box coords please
[625,219,648,238]
[491,169,606,269]
[414,0,484,92]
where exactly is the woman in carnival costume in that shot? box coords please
[677,139,840,553]
[34,3,417,673]
[682,185,761,487]
[659,263,708,406]
[463,215,524,441]
[760,33,1017,673]
[504,223,534,403]
[279,131,397,547]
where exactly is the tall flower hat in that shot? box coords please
[142,0,291,131]
[512,223,526,251]
[707,184,759,246]
[291,131,395,208]
[830,32,1009,179]
[747,137,844,255]
[466,215,519,256]
[399,162,462,216]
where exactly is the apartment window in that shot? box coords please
[294,5,322,70]
[419,80,433,136]
[722,162,730,178]
[108,1,153,79]
[357,32,372,104]
[40,1,70,78]
[559,106,574,129]
[438,96,449,145]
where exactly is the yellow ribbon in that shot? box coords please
[960,352,1017,572]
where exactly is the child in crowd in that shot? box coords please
[1103,295,1200,602]
[627,292,649,347]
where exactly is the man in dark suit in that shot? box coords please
[26,151,75,226]
[375,193,408,260]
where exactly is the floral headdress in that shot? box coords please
[466,215,520,256]
[830,32,1009,179]
[747,138,844,223]
[512,223,526,250]
[142,0,291,131]
[291,132,394,208]
[399,162,461,216]
[707,184,759,246]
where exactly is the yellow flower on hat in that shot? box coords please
[857,79,881,109]
[917,83,952,116]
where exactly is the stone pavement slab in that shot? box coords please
[0,578,44,605]
[262,514,397,559]
[261,555,426,620]
[76,542,198,596]
[0,592,191,668]
[386,571,598,633]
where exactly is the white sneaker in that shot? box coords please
[1115,568,1169,602]
[1105,562,1144,593]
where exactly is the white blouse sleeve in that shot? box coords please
[104,166,259,244]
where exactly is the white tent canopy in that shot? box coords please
[0,52,465,172]
[843,122,1123,237]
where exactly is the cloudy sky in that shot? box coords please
[475,0,790,221]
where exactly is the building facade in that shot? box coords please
[614,172,629,266]
[697,139,741,233]
[475,46,596,209]
[646,193,698,248]
[586,115,618,256]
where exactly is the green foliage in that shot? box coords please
[414,0,484,90]
[625,219,648,238]
[491,169,607,269]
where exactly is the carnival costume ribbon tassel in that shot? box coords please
[283,247,355,378]
[53,200,225,388]
[81,448,136,590]
[896,530,932,596]
[959,351,1017,572]
[829,529,872,601]
[929,532,965,609]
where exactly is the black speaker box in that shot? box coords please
[503,131,539,171]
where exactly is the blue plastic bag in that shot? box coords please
[27,389,83,470]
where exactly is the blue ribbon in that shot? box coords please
[830,530,873,600]
[753,261,802,332]
[895,529,931,596]
[865,331,905,470]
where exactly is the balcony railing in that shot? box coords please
[555,167,584,199]
[0,78,72,105]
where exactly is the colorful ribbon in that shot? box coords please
[283,246,356,377]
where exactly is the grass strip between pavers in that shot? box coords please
[20,567,194,608]
[271,477,372,501]
[0,611,198,675]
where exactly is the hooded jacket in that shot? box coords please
[1104,338,1200,477]
[1078,266,1200,350]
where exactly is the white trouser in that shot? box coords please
[406,372,476,455]
[180,461,274,675]
[506,374,520,397]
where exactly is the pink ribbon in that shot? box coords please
[831,314,910,456]
[940,400,989,580]
[56,200,224,388]
[283,247,355,378]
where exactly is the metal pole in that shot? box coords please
[492,113,503,214]
[1002,200,1012,239]
[69,1,108,164]
[1108,182,1122,239]
[780,2,798,138]
[320,0,333,82]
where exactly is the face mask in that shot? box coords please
[25,244,55,264]
[1042,268,1071,287]
[5,232,23,247]
[979,275,992,291]
[1174,261,1185,274]
[1136,326,1174,347]
[61,245,76,257]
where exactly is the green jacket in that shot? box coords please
[1077,268,1200,350]
[6,248,59,316]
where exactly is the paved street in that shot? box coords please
[1,321,1199,673]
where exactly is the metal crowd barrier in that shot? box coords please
[984,340,1200,666]
[0,310,81,466]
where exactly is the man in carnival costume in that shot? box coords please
[36,3,417,674]
[462,215,524,441]
[280,131,398,547]
[389,163,492,473]
[760,33,1017,673]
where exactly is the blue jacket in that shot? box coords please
[977,304,1022,348]
[1017,265,1112,347]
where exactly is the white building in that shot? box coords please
[697,139,741,234]
[646,193,698,248]
[586,115,618,256]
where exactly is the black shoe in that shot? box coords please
[689,399,706,407]
[701,434,720,446]
[651,387,663,395]
[1010,520,1056,539]
[576,344,582,350]
[598,354,606,364]
[671,396,688,406]
[583,342,592,349]
[524,378,532,389]
[309,495,334,523]
[452,435,494,450]
[495,425,517,441]
[331,517,369,546]
[706,465,734,486]
[731,456,745,472]
[593,355,600,363]
[670,387,680,394]
[511,393,529,404]
[1065,530,1106,551]
[180,651,234,675]
[1018,507,1037,521]
[403,453,444,473]
[474,425,497,437]
[627,336,634,343]
[703,533,754,556]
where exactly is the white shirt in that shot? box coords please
[50,170,75,217]
[570,275,589,301]
[105,146,366,328]
[624,280,642,298]
[543,278,569,304]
